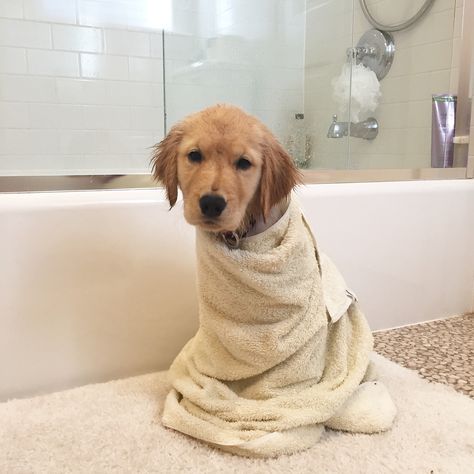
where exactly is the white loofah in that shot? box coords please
[332,62,381,123]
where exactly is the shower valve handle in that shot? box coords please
[346,46,376,61]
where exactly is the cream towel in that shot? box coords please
[162,199,396,457]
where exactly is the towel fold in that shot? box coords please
[162,198,395,457]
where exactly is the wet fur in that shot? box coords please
[152,104,301,233]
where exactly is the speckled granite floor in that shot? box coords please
[374,313,474,398]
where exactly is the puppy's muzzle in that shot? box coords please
[199,194,227,218]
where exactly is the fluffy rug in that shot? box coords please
[1,354,473,473]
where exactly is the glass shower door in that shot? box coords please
[303,0,354,170]
[162,0,307,165]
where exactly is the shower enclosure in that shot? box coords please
[0,0,472,190]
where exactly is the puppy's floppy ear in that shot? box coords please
[259,131,301,220]
[151,125,183,208]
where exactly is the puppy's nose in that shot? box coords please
[199,194,227,218]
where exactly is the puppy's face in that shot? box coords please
[176,116,263,232]
[152,105,300,233]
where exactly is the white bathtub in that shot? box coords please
[1,180,473,401]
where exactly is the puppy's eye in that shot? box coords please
[236,157,251,170]
[188,150,202,163]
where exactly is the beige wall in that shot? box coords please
[304,0,464,170]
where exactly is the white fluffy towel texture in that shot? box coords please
[162,199,397,457]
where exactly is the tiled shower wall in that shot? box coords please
[2,0,463,175]
[0,0,305,176]
[164,0,305,146]
[304,0,353,169]
[304,0,463,169]
[0,0,165,175]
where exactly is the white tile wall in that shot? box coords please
[449,3,464,93]
[78,0,172,30]
[52,25,104,53]
[0,0,304,175]
[0,19,51,48]
[27,49,80,77]
[130,107,164,131]
[56,78,107,104]
[83,105,131,130]
[80,53,128,80]
[129,57,162,83]
[304,0,461,170]
[106,82,163,107]
[0,0,165,175]
[163,34,204,61]
[0,103,29,128]
[165,0,306,150]
[0,129,59,155]
[0,75,57,102]
[29,104,85,130]
[2,0,462,175]
[24,0,77,24]
[0,0,24,20]
[150,33,163,58]
[59,130,109,155]
[0,47,27,74]
[105,29,150,57]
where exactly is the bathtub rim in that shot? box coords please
[0,167,470,193]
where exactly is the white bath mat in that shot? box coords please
[1,354,473,473]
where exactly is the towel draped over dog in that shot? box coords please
[162,199,395,457]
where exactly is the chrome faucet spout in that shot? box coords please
[327,115,378,140]
[327,115,348,138]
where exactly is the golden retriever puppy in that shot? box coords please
[151,104,396,458]
[152,104,301,239]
